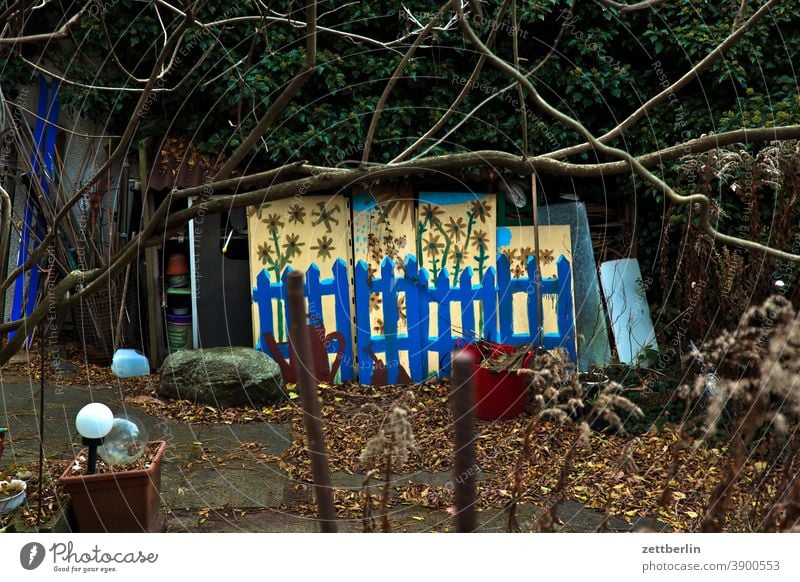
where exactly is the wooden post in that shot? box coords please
[286,271,338,532]
[139,139,163,367]
[451,350,477,532]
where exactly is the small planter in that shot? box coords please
[0,480,26,515]
[579,371,609,402]
[458,343,529,420]
[59,440,167,533]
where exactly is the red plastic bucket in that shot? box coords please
[458,343,528,420]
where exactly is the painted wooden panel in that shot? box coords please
[247,194,352,353]
[416,192,496,370]
[496,224,575,338]
[352,185,416,373]
[600,258,658,365]
[416,192,497,285]
[247,190,579,386]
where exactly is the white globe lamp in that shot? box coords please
[75,403,114,474]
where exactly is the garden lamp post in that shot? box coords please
[75,403,114,474]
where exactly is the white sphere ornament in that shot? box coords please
[75,403,114,439]
[98,415,149,466]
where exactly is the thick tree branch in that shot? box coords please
[545,0,779,160]
[1,123,798,340]
[595,0,671,13]
[0,269,100,363]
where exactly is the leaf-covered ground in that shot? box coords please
[1,350,779,532]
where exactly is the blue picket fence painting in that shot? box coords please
[354,253,575,383]
[252,258,355,381]
[252,253,576,384]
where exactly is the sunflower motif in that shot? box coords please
[519,246,535,262]
[283,233,305,258]
[256,242,273,265]
[537,248,555,265]
[469,199,491,223]
[471,229,488,252]
[445,216,466,242]
[374,205,391,225]
[423,233,445,258]
[311,235,335,260]
[312,201,341,232]
[502,248,518,262]
[397,295,407,322]
[262,213,285,232]
[366,263,378,286]
[287,202,306,225]
[420,203,444,227]
[370,292,382,312]
[451,245,465,265]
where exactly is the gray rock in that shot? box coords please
[158,347,286,408]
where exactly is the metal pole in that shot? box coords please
[84,439,99,475]
[37,323,45,528]
[451,350,477,532]
[286,271,338,533]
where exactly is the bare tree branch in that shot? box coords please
[453,0,800,263]
[546,0,779,160]
[390,0,511,164]
[0,185,11,296]
[512,0,527,155]
[361,2,450,166]
[214,0,318,181]
[6,101,122,138]
[732,0,750,29]
[595,0,671,13]
[0,0,91,45]
[20,56,197,93]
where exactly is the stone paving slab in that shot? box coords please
[161,463,285,510]
[164,502,666,533]
[1,381,669,533]
[197,422,292,457]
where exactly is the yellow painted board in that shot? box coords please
[352,184,416,373]
[416,192,496,341]
[497,224,574,336]
[247,194,352,348]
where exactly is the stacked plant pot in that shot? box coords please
[165,252,192,351]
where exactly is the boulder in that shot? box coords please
[158,347,286,407]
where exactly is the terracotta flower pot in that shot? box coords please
[59,440,167,533]
[165,253,189,275]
